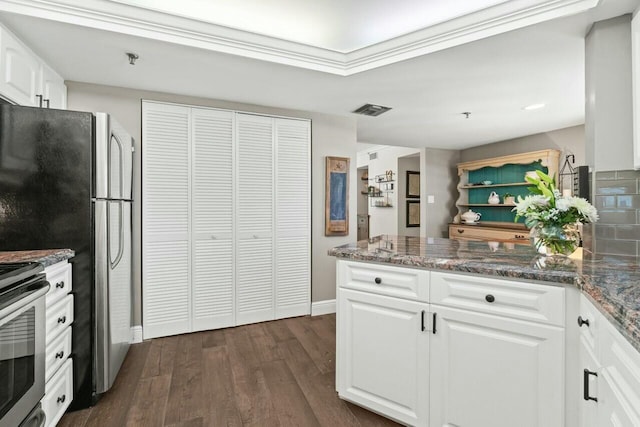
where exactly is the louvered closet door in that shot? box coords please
[275,118,310,318]
[191,108,235,331]
[142,102,191,339]
[236,114,274,325]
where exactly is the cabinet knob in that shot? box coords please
[515,234,526,239]
[374,277,382,284]
[577,316,590,328]
[58,316,67,324]
[457,229,464,234]
[55,351,65,359]
[57,395,66,404]
[55,281,65,289]
[485,294,495,303]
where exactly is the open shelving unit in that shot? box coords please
[451,149,561,241]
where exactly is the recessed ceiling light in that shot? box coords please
[523,103,546,111]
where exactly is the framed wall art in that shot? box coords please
[406,170,420,198]
[406,200,420,227]
[325,156,350,236]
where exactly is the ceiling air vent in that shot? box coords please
[352,103,392,117]
[369,152,378,161]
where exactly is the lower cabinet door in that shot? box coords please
[429,305,565,427]
[337,288,429,426]
[597,320,640,426]
[578,339,600,427]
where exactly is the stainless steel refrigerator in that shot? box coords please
[0,105,133,409]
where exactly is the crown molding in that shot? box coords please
[0,0,599,76]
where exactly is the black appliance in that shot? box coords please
[0,105,134,410]
[0,262,48,427]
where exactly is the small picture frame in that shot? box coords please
[406,171,420,198]
[406,200,420,227]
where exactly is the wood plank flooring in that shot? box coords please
[59,314,401,427]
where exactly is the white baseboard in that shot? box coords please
[131,326,143,344]
[311,299,336,316]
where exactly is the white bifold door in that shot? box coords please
[142,102,310,339]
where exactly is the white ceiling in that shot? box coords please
[108,0,510,52]
[0,0,638,150]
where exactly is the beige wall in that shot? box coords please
[397,155,421,237]
[460,125,585,166]
[67,81,357,326]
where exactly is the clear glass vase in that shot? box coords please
[531,223,579,256]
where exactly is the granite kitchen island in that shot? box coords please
[329,235,640,427]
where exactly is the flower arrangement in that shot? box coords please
[513,170,598,255]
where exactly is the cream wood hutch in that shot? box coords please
[449,149,561,242]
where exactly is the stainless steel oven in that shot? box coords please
[0,263,48,427]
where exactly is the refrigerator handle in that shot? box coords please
[109,132,125,198]
[108,201,125,270]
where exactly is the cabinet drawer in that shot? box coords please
[46,295,73,343]
[45,262,72,307]
[43,358,73,427]
[45,326,71,383]
[338,260,429,302]
[449,225,530,242]
[578,294,602,355]
[431,272,565,326]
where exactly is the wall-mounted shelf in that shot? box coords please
[459,204,517,207]
[459,182,531,189]
[369,172,394,207]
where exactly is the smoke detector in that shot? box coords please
[352,104,392,117]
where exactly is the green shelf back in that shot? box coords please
[467,161,546,222]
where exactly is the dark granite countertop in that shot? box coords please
[0,249,75,268]
[329,235,640,354]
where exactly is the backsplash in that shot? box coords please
[587,169,640,257]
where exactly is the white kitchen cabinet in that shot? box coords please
[597,315,640,426]
[569,293,640,427]
[337,288,429,427]
[40,61,67,109]
[429,305,565,427]
[579,339,600,427]
[0,22,66,108]
[142,102,310,339]
[42,260,73,426]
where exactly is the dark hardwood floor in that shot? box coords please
[59,314,401,427]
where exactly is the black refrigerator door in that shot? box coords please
[0,104,95,410]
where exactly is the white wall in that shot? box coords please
[67,81,357,324]
[585,15,634,171]
[460,125,585,166]
[397,156,421,237]
[357,167,369,216]
[363,145,421,236]
[420,148,461,238]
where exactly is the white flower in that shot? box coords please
[514,195,549,215]
[569,197,599,223]
[555,198,570,211]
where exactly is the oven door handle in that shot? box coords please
[0,284,49,323]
